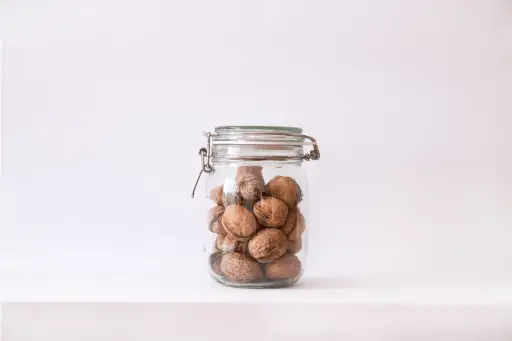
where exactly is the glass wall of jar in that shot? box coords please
[192,126,320,288]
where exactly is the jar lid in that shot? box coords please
[211,125,318,161]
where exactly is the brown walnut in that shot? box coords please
[208,205,224,222]
[208,206,226,235]
[287,209,305,241]
[222,190,243,207]
[281,207,297,235]
[220,252,264,283]
[266,176,302,208]
[211,220,226,236]
[235,166,265,202]
[210,252,224,276]
[209,185,224,205]
[265,253,302,280]
[253,197,289,227]
[217,234,246,253]
[212,238,220,252]
[221,204,258,240]
[215,235,225,250]
[248,228,288,263]
[287,237,302,254]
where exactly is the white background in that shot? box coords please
[0,0,511,294]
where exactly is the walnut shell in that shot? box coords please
[212,239,220,252]
[220,252,264,283]
[253,197,289,227]
[235,166,265,202]
[222,191,243,207]
[217,234,246,253]
[221,204,258,240]
[248,228,288,263]
[265,253,302,280]
[211,220,227,236]
[215,235,225,250]
[210,252,224,276]
[266,176,302,208]
[208,206,226,235]
[287,237,302,254]
[281,207,297,235]
[209,185,224,205]
[287,210,305,241]
[208,205,224,222]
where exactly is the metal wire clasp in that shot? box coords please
[301,135,320,161]
[191,132,214,198]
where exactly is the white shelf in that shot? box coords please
[1,274,512,304]
[3,302,512,341]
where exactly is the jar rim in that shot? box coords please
[215,125,303,134]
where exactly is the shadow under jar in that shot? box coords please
[192,126,320,288]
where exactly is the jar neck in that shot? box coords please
[192,126,320,198]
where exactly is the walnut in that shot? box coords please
[221,204,258,240]
[248,228,288,263]
[208,205,224,222]
[265,253,302,280]
[285,209,305,241]
[220,252,264,283]
[217,234,246,253]
[209,185,224,205]
[208,206,226,235]
[211,220,226,236]
[222,190,243,207]
[281,207,297,235]
[215,235,225,250]
[287,237,302,254]
[235,166,265,202]
[266,176,302,208]
[212,238,220,252]
[253,197,289,227]
[210,252,224,276]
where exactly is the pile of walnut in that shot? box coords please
[207,166,304,284]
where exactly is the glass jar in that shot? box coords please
[192,126,320,288]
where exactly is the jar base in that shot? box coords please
[210,271,303,289]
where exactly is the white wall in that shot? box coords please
[0,0,511,290]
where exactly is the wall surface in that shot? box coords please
[0,0,511,293]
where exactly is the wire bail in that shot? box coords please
[191,132,214,198]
